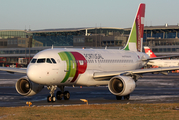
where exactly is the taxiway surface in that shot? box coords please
[0,71,179,107]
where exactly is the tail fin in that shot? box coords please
[144,46,156,58]
[123,3,145,52]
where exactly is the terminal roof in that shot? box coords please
[27,27,123,33]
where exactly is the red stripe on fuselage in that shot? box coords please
[71,52,87,82]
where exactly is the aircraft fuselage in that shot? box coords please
[27,48,149,86]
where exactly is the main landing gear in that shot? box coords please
[116,94,130,100]
[56,86,70,100]
[47,85,70,102]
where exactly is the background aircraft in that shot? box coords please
[0,3,179,102]
[144,46,179,67]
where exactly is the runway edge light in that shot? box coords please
[26,101,32,107]
[80,99,88,105]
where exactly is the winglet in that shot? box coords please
[123,3,145,52]
[144,46,157,58]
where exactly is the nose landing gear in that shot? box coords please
[47,85,57,102]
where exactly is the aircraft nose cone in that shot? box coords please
[27,64,39,83]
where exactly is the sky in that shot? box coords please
[0,0,179,30]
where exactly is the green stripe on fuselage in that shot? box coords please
[58,52,77,83]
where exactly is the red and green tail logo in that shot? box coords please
[58,51,87,83]
[123,3,145,52]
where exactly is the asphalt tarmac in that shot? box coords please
[0,71,179,107]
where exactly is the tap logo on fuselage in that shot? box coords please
[58,51,87,83]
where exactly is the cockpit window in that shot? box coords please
[35,58,56,64]
[51,58,57,63]
[37,58,45,63]
[31,59,37,63]
[46,58,52,63]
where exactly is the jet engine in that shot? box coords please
[15,76,44,96]
[108,75,136,96]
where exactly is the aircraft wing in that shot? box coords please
[93,71,124,78]
[0,67,27,74]
[93,66,179,79]
[124,66,179,75]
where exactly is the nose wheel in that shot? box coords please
[47,85,57,102]
[47,95,56,102]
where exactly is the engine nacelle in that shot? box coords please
[15,76,44,96]
[108,75,136,96]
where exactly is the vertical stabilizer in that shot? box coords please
[144,46,157,58]
[123,3,145,52]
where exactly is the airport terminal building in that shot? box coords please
[1,24,179,66]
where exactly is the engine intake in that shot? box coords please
[15,76,43,96]
[108,75,136,96]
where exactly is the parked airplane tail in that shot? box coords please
[123,3,145,52]
[144,46,157,58]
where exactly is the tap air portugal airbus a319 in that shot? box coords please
[1,3,179,102]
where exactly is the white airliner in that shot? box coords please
[144,46,179,67]
[1,3,179,102]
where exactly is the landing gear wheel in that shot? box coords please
[52,96,56,102]
[116,95,122,100]
[47,85,57,102]
[124,94,130,100]
[47,95,56,102]
[56,91,63,100]
[47,95,52,102]
[64,91,70,100]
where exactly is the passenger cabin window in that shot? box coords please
[31,59,37,63]
[46,58,52,63]
[51,58,57,63]
[37,58,45,63]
